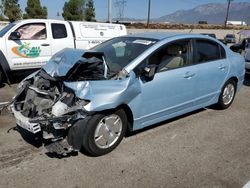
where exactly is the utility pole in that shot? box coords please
[147,0,151,28]
[108,0,112,23]
[225,0,233,28]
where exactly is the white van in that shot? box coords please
[0,19,127,83]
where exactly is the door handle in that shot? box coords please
[184,73,195,79]
[218,65,226,70]
[41,43,50,46]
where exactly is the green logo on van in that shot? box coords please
[12,42,41,58]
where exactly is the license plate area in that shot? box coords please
[12,108,41,134]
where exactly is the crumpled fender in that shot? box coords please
[63,71,141,112]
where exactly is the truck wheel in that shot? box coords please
[81,109,127,156]
[217,79,236,109]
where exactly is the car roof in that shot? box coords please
[127,32,189,40]
[127,31,218,41]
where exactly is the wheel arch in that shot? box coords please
[227,76,238,89]
[115,104,134,132]
[216,76,238,110]
[67,104,134,151]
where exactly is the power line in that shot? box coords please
[115,0,126,21]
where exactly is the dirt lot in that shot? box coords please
[0,75,250,188]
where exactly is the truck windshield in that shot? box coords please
[92,36,158,72]
[0,23,15,37]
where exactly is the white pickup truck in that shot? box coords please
[0,19,127,83]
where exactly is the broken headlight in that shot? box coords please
[52,99,90,117]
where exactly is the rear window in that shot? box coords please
[51,23,67,39]
[196,39,225,63]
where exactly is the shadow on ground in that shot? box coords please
[17,125,80,159]
[0,69,38,89]
[17,125,43,148]
[244,75,250,86]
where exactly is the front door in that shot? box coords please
[6,22,51,70]
[131,39,198,129]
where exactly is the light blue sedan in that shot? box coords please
[9,32,245,156]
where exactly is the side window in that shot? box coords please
[196,40,222,63]
[51,23,67,39]
[148,40,191,73]
[220,45,226,59]
[15,23,46,40]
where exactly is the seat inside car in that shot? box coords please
[158,45,184,72]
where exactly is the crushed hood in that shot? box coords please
[29,48,141,112]
[63,71,141,112]
[42,48,105,79]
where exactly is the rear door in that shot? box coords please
[6,22,52,70]
[192,39,229,105]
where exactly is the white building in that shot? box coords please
[227,21,247,26]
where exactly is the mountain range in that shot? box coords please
[155,2,250,24]
[114,2,250,25]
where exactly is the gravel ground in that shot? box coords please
[0,76,250,188]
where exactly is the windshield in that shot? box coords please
[0,23,15,37]
[92,36,158,72]
[226,34,235,38]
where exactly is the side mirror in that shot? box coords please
[230,44,242,53]
[9,31,21,40]
[144,64,157,81]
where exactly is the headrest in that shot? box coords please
[167,45,182,56]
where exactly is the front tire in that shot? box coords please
[217,79,236,109]
[82,109,127,156]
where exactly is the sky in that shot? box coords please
[18,0,250,21]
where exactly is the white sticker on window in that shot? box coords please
[133,40,153,45]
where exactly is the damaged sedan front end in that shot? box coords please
[7,37,151,156]
[11,48,110,154]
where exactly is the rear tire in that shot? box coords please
[217,79,236,109]
[81,109,127,156]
